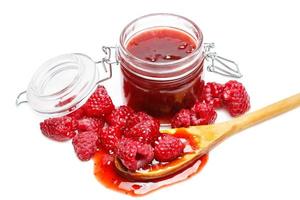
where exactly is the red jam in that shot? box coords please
[93,130,208,196]
[120,28,204,123]
[126,28,196,62]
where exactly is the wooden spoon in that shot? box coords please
[115,93,300,181]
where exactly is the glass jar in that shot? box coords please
[118,13,205,123]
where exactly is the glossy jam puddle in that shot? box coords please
[93,130,208,196]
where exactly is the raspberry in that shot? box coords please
[222,80,250,117]
[200,82,224,108]
[125,112,153,129]
[72,131,99,161]
[116,138,154,171]
[67,107,85,119]
[83,85,115,118]
[98,126,122,154]
[77,117,105,132]
[171,109,191,128]
[190,102,217,125]
[154,134,185,162]
[124,119,160,144]
[40,116,77,142]
[106,106,134,129]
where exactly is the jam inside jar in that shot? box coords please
[118,13,204,123]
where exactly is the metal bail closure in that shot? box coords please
[95,46,119,85]
[204,43,242,78]
[16,91,28,106]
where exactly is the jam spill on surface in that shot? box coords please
[94,151,208,196]
[93,130,208,196]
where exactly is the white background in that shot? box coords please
[1,0,300,199]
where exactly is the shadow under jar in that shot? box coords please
[118,13,205,124]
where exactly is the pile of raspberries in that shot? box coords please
[40,80,250,171]
[171,80,250,128]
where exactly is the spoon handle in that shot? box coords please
[226,93,300,136]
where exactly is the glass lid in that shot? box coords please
[25,53,99,117]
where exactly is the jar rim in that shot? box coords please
[119,13,203,67]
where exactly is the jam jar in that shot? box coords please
[117,13,205,123]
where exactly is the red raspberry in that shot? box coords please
[190,102,217,125]
[98,126,122,154]
[116,137,154,171]
[72,131,99,161]
[83,86,115,118]
[106,106,134,129]
[200,82,224,108]
[40,116,77,142]
[222,80,250,117]
[77,117,105,132]
[67,107,85,119]
[154,134,185,162]
[171,109,191,128]
[125,112,153,129]
[124,119,160,144]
